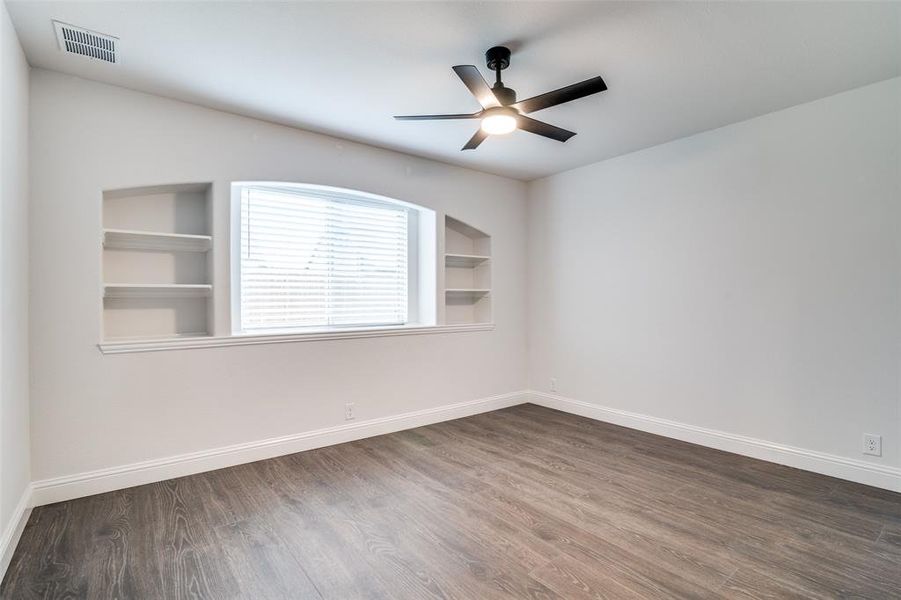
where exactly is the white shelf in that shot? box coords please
[103,229,212,252]
[445,253,490,268]
[102,183,213,341]
[445,288,491,300]
[443,215,492,325]
[104,283,212,299]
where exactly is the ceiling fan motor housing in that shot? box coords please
[485,46,511,71]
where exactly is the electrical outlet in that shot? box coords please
[550,378,557,393]
[863,434,882,456]
[345,402,355,421]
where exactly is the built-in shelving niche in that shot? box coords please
[444,215,491,325]
[102,183,213,341]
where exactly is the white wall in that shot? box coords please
[528,78,901,478]
[24,65,899,498]
[29,69,528,484]
[0,0,30,568]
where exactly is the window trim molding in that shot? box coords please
[98,323,494,354]
[229,182,434,336]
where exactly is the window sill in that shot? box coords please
[98,323,495,354]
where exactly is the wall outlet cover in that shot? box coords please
[863,434,882,457]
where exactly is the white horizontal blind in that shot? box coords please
[240,187,409,331]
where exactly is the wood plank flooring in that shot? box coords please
[3,404,900,599]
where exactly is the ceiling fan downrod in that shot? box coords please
[486,46,516,106]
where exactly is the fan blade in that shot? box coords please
[452,65,501,109]
[462,129,489,151]
[512,76,607,114]
[517,116,576,142]
[394,113,480,120]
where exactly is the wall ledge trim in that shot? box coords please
[0,485,33,583]
[30,391,525,506]
[527,391,901,492]
[98,323,495,354]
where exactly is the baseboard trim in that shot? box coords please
[0,484,33,583]
[528,391,901,492]
[27,389,901,508]
[31,391,527,506]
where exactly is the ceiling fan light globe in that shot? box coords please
[481,114,517,135]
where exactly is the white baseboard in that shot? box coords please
[0,484,33,583]
[26,389,901,510]
[528,391,901,492]
[31,391,527,507]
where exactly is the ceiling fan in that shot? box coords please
[394,46,607,151]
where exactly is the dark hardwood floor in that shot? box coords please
[3,404,900,599]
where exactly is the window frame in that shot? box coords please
[230,182,433,336]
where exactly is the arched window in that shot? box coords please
[231,182,435,334]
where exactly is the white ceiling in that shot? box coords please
[7,1,900,180]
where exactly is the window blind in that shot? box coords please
[239,187,409,331]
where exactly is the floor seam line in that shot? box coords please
[874,523,886,544]
[714,566,740,592]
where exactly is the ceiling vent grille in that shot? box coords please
[53,20,118,64]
